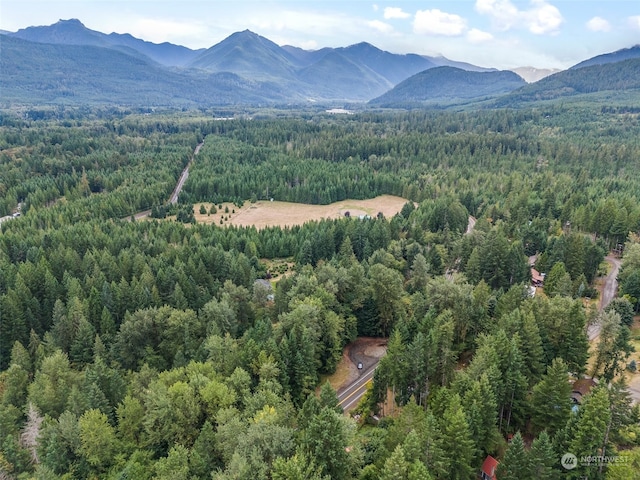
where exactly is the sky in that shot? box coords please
[2,0,639,69]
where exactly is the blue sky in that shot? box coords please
[2,1,639,69]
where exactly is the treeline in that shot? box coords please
[179,109,640,249]
[0,199,477,369]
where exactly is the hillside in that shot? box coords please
[571,44,640,70]
[369,67,526,106]
[496,58,640,106]
[188,30,299,81]
[2,19,640,106]
[297,51,393,101]
[0,35,295,106]
[9,18,203,67]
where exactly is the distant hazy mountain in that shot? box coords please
[571,45,640,69]
[188,30,299,81]
[336,42,436,85]
[188,34,439,99]
[297,51,393,100]
[9,19,203,67]
[2,19,640,106]
[511,67,561,83]
[0,35,296,105]
[280,45,334,67]
[369,67,526,106]
[11,18,109,46]
[496,58,640,106]
[428,56,495,72]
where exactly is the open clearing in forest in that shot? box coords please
[193,194,410,229]
[320,337,387,394]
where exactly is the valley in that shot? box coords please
[1,16,640,479]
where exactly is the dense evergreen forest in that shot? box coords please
[1,106,640,479]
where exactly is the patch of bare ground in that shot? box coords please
[193,195,410,230]
[321,337,387,393]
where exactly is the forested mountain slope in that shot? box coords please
[9,18,204,67]
[571,44,640,69]
[1,19,493,104]
[369,67,526,106]
[0,35,297,105]
[496,57,640,106]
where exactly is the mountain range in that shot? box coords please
[2,19,640,107]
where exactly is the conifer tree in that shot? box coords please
[568,388,611,479]
[440,393,476,480]
[528,431,557,480]
[497,431,528,480]
[530,358,572,435]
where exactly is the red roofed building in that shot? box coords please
[480,455,498,480]
[531,268,545,287]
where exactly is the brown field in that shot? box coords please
[193,195,410,229]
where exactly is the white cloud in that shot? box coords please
[299,40,319,50]
[414,9,467,36]
[467,28,494,43]
[368,19,394,34]
[129,18,207,44]
[630,16,640,30]
[586,16,610,32]
[384,7,410,20]
[527,1,563,34]
[475,0,519,30]
[475,0,563,35]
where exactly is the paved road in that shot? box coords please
[337,364,377,412]
[587,255,621,341]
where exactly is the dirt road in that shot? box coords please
[588,255,621,341]
[169,140,204,205]
[128,140,203,220]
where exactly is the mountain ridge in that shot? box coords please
[9,19,204,67]
[369,67,526,107]
[2,19,640,106]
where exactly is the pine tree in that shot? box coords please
[301,407,352,480]
[497,431,529,480]
[440,393,476,480]
[530,358,572,435]
[319,381,342,413]
[190,421,220,478]
[380,445,410,480]
[519,310,545,384]
[528,431,557,480]
[568,387,611,479]
[70,317,95,366]
[463,374,499,459]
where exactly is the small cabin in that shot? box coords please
[531,268,545,288]
[480,455,498,480]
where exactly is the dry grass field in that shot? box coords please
[193,195,410,229]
